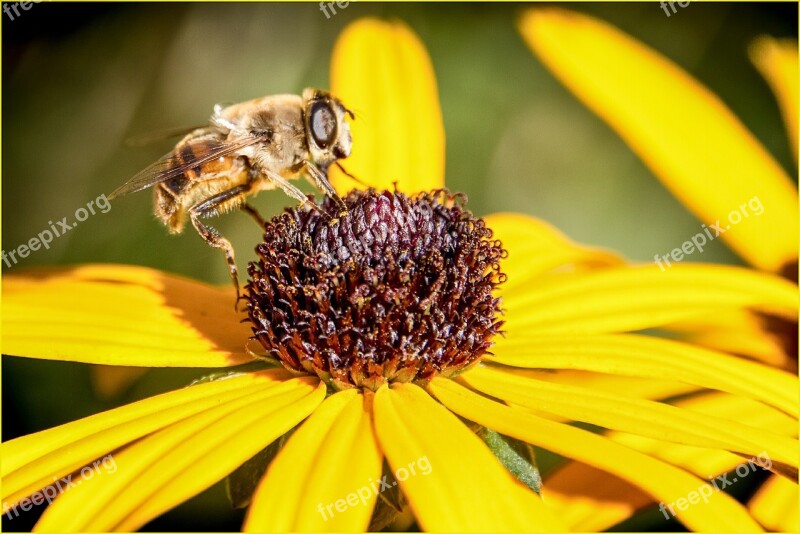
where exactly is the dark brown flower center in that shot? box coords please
[245,189,506,391]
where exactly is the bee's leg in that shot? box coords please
[304,161,348,216]
[189,212,240,306]
[240,203,267,229]
[262,170,330,219]
[192,178,265,228]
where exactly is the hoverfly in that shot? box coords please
[110,88,355,298]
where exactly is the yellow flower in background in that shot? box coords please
[519,8,797,275]
[2,15,798,534]
[518,8,799,531]
[749,36,798,165]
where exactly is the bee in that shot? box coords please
[109,88,355,298]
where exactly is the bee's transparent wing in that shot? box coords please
[124,125,206,147]
[108,134,263,199]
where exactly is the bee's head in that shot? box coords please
[302,88,353,167]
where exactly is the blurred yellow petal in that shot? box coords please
[667,310,794,368]
[608,391,796,480]
[502,264,798,336]
[545,389,797,531]
[485,212,623,291]
[677,391,797,438]
[330,18,444,194]
[748,474,799,531]
[2,265,251,367]
[462,365,798,468]
[750,36,798,162]
[2,369,296,506]
[429,377,764,532]
[491,333,798,418]
[244,390,382,532]
[90,365,149,400]
[520,8,798,272]
[36,376,324,531]
[544,461,650,531]
[372,383,562,531]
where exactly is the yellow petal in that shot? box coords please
[676,391,797,438]
[607,391,796,480]
[244,390,382,532]
[750,37,798,163]
[2,369,296,506]
[520,8,798,272]
[491,333,798,418]
[1,265,252,367]
[372,383,562,531]
[545,390,797,532]
[330,18,444,194]
[666,310,794,369]
[429,377,763,532]
[36,376,324,531]
[485,212,623,291]
[462,364,798,469]
[500,371,698,432]
[502,264,798,336]
[544,461,650,531]
[748,475,799,531]
[515,369,697,402]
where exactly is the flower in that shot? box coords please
[518,8,799,531]
[2,15,798,533]
[246,188,506,392]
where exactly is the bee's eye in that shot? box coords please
[309,101,336,149]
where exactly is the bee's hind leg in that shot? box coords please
[189,211,241,308]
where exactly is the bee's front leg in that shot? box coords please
[260,169,332,220]
[304,161,348,217]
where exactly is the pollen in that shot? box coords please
[245,189,507,391]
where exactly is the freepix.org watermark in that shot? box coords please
[658,452,771,520]
[2,193,111,269]
[317,455,432,521]
[654,195,764,271]
[3,454,117,520]
[3,0,46,21]
[660,1,690,17]
[319,0,352,19]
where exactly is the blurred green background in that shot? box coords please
[2,2,796,531]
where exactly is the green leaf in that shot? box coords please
[477,427,542,494]
[225,429,294,508]
[368,460,407,531]
[188,361,276,387]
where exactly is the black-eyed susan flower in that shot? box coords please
[2,16,798,533]
[518,8,798,531]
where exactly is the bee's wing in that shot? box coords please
[124,125,207,147]
[108,134,263,199]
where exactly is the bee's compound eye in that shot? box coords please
[310,101,336,149]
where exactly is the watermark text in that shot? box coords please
[654,195,763,271]
[658,452,771,520]
[317,455,432,521]
[2,193,111,270]
[3,454,117,519]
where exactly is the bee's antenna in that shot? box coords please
[335,162,367,187]
[345,107,367,123]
